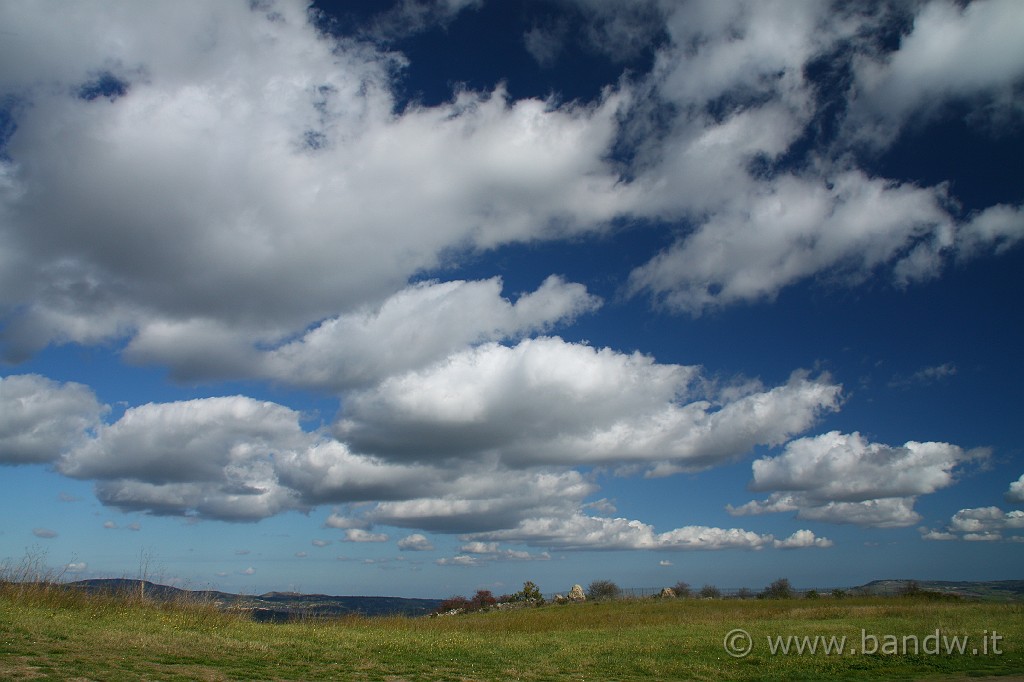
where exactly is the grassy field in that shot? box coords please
[2,580,1022,681]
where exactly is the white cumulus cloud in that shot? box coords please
[466,512,830,552]
[773,529,833,550]
[337,337,840,472]
[923,505,1024,543]
[0,0,632,363]
[1007,473,1024,504]
[620,0,1024,314]
[397,534,434,552]
[729,431,986,527]
[849,0,1024,145]
[0,374,106,465]
[343,529,389,543]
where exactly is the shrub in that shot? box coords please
[831,588,847,599]
[435,590,500,614]
[804,589,820,599]
[470,589,497,611]
[672,581,692,598]
[515,580,543,604]
[735,587,753,599]
[698,584,721,599]
[759,578,794,600]
[586,580,621,601]
[436,595,469,614]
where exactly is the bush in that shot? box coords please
[831,588,847,599]
[735,587,753,599]
[435,590,500,614]
[804,589,820,599]
[672,581,692,598]
[436,595,470,614]
[587,580,621,601]
[515,580,543,604]
[698,584,721,599]
[470,590,497,611]
[759,578,794,600]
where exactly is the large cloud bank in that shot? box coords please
[2,0,1022,359]
[2,0,1019,554]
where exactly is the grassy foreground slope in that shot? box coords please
[2,582,1022,681]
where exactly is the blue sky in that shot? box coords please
[1,0,1023,599]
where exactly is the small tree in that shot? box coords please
[698,584,721,599]
[470,589,497,611]
[759,577,794,600]
[804,589,820,599]
[672,581,692,598]
[735,587,753,600]
[587,579,621,601]
[831,588,847,599]
[436,595,469,614]
[515,580,543,604]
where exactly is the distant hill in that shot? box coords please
[852,579,1024,601]
[63,578,1024,619]
[67,579,443,620]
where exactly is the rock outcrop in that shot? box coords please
[568,584,586,602]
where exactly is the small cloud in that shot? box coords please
[239,567,256,575]
[311,539,331,547]
[773,529,833,549]
[443,543,549,564]
[889,363,957,388]
[963,532,1001,542]
[920,529,957,541]
[459,541,499,554]
[435,555,482,567]
[583,498,617,515]
[103,521,118,529]
[235,549,250,555]
[659,560,673,567]
[32,528,57,539]
[127,522,141,531]
[362,557,408,567]
[324,514,369,530]
[295,551,308,558]
[1006,473,1024,504]
[58,492,80,503]
[65,562,87,573]
[523,21,567,68]
[919,507,1024,543]
[397,534,434,552]
[344,529,389,543]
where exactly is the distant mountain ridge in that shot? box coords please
[68,579,444,620]
[853,579,1024,601]
[63,578,1024,620]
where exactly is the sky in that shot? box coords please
[1,0,1023,599]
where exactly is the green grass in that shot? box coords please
[2,581,1022,681]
